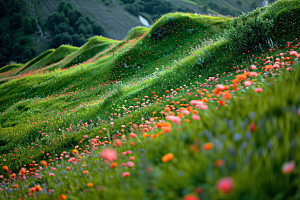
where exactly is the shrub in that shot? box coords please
[226,8,274,53]
[10,13,23,29]
[24,16,33,34]
[31,17,37,32]
[3,34,11,47]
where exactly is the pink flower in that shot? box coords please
[216,177,234,193]
[255,88,262,93]
[122,172,130,177]
[66,167,70,170]
[84,135,88,138]
[192,115,200,120]
[127,161,134,167]
[129,156,135,160]
[83,170,89,174]
[244,81,252,87]
[287,67,292,71]
[182,109,190,115]
[102,149,117,161]
[52,167,56,171]
[250,65,257,70]
[282,161,295,174]
[290,51,298,56]
[49,173,54,177]
[166,115,181,124]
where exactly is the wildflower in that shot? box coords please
[244,81,252,87]
[250,65,257,70]
[182,194,200,200]
[282,161,295,174]
[192,115,200,120]
[162,153,174,162]
[83,170,89,174]
[215,159,224,167]
[102,149,117,161]
[60,194,67,200]
[161,122,172,133]
[127,161,134,167]
[219,100,225,106]
[166,115,181,124]
[216,177,234,193]
[290,51,298,56]
[203,143,214,150]
[87,183,94,187]
[122,172,130,177]
[30,187,36,193]
[72,149,78,154]
[255,88,262,93]
[49,173,54,177]
[35,185,42,192]
[2,166,8,171]
[41,160,47,166]
[111,162,118,168]
[250,122,256,133]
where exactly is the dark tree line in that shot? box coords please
[0,0,37,67]
[46,1,106,48]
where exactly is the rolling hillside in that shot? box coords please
[0,0,300,199]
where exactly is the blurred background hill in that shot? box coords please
[0,0,265,67]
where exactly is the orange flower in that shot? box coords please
[203,143,214,150]
[41,160,47,166]
[186,106,193,112]
[215,159,224,167]
[164,107,171,112]
[2,166,8,171]
[72,149,78,154]
[111,162,118,168]
[60,194,67,200]
[162,122,172,133]
[143,133,149,137]
[151,134,159,139]
[87,183,94,187]
[35,185,42,192]
[224,92,231,100]
[162,153,174,162]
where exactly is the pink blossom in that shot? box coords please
[287,67,292,71]
[166,115,181,124]
[102,149,117,161]
[244,81,252,87]
[290,51,298,56]
[192,115,200,120]
[250,65,257,70]
[122,172,130,177]
[216,177,234,193]
[282,161,295,174]
[127,161,134,167]
[255,88,262,93]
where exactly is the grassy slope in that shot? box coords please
[0,1,299,199]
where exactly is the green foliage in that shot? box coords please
[31,17,37,32]
[226,8,274,53]
[3,34,11,47]
[24,16,33,34]
[46,1,105,48]
[10,13,23,29]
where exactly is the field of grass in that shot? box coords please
[0,1,300,199]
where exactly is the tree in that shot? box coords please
[251,1,258,9]
[202,5,208,13]
[67,9,79,26]
[3,34,11,47]
[11,0,21,14]
[62,2,73,16]
[24,16,33,34]
[10,13,23,29]
[21,46,32,63]
[58,1,66,12]
[60,32,73,44]
[12,42,22,55]
[77,24,87,36]
[31,17,37,32]
[92,22,105,35]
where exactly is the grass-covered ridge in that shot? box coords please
[0,1,300,199]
